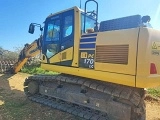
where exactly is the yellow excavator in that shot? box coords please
[23,0,160,120]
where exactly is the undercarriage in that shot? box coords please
[24,74,146,120]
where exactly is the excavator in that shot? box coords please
[23,0,160,120]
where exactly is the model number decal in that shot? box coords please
[84,58,94,68]
[79,50,95,69]
[81,52,94,58]
[84,58,94,64]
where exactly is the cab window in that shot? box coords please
[44,18,60,58]
[46,44,58,58]
[81,13,96,34]
[46,19,60,41]
[63,15,73,37]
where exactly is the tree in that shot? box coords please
[0,46,19,61]
[0,47,3,55]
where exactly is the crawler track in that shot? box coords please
[28,94,109,120]
[24,74,146,120]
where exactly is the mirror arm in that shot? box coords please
[31,23,43,31]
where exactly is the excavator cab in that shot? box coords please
[41,8,75,65]
[38,0,98,67]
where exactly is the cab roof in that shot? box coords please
[46,6,81,19]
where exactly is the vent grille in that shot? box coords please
[62,52,66,60]
[96,45,129,64]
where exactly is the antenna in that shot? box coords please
[80,0,82,9]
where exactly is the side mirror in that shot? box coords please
[28,23,35,34]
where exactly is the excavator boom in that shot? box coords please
[13,37,41,73]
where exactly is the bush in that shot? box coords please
[147,87,160,98]
[21,64,57,75]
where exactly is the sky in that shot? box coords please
[0,0,160,51]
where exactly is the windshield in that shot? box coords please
[45,18,60,42]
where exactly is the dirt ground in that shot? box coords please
[0,73,160,120]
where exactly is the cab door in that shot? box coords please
[60,9,74,66]
[42,15,61,64]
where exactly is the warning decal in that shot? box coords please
[152,41,160,50]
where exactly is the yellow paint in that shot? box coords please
[61,47,73,62]
[47,47,73,63]
[49,52,61,63]
[71,7,81,67]
[25,40,40,57]
[95,28,140,75]
[41,63,135,87]
[136,28,160,88]
[14,58,28,73]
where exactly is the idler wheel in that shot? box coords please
[28,81,39,95]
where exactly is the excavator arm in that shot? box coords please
[13,37,41,73]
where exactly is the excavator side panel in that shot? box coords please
[95,28,139,75]
[41,63,136,87]
[136,28,160,88]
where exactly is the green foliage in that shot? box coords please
[147,87,160,98]
[21,64,57,75]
